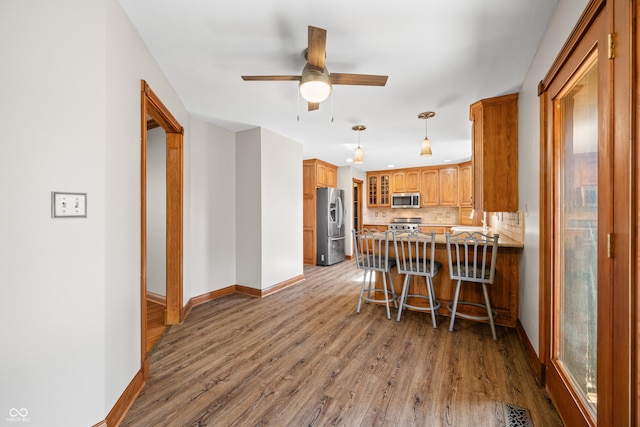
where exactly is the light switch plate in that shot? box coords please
[52,192,87,218]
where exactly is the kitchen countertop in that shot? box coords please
[362,223,523,249]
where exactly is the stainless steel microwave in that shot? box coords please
[391,192,420,208]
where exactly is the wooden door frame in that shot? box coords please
[538,0,635,425]
[140,80,184,377]
[353,178,363,233]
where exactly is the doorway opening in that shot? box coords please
[353,179,363,233]
[140,81,184,377]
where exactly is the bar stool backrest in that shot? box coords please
[445,232,499,285]
[393,230,438,277]
[352,229,393,272]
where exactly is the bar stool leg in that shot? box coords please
[425,276,438,329]
[387,270,398,308]
[449,279,462,332]
[357,270,368,314]
[382,273,391,319]
[396,274,411,322]
[482,283,497,340]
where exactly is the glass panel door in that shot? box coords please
[553,52,598,417]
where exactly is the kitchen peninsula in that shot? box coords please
[364,212,524,328]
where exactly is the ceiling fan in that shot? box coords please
[242,25,388,111]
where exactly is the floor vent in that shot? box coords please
[501,402,534,427]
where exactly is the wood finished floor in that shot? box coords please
[122,260,562,426]
[146,300,167,353]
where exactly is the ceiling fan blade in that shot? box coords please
[330,73,388,86]
[307,26,326,70]
[308,102,320,111]
[241,75,301,81]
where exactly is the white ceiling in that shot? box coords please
[119,0,559,171]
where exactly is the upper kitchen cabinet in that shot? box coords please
[438,166,459,206]
[309,159,338,188]
[391,169,421,193]
[420,169,439,206]
[470,93,518,212]
[367,172,390,207]
[420,166,458,206]
[458,161,473,207]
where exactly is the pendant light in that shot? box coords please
[352,125,366,164]
[418,111,435,157]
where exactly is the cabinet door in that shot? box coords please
[471,107,484,210]
[438,167,459,205]
[379,174,390,206]
[459,162,473,206]
[392,171,405,193]
[316,163,327,188]
[420,169,439,206]
[368,175,378,206]
[405,170,421,192]
[326,166,337,188]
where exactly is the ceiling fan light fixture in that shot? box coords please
[418,111,435,157]
[299,65,331,103]
[352,124,366,164]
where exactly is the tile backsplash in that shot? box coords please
[364,206,460,225]
[487,211,524,243]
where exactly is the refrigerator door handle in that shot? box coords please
[337,196,344,230]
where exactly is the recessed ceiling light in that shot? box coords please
[346,158,353,163]
[443,159,452,163]
[387,164,395,168]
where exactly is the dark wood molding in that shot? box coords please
[540,0,605,92]
[103,369,145,427]
[516,320,544,385]
[260,274,305,297]
[146,291,167,306]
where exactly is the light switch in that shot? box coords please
[52,192,87,218]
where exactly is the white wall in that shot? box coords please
[260,128,303,286]
[189,118,237,297]
[236,128,303,289]
[0,1,107,425]
[235,128,263,288]
[147,127,167,296]
[518,0,589,354]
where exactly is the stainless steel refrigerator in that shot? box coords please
[316,187,346,266]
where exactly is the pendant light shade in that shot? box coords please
[420,137,433,157]
[418,111,435,157]
[352,125,366,164]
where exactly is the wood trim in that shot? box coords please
[183,275,307,316]
[166,132,184,324]
[142,81,183,135]
[103,369,145,427]
[146,291,166,306]
[538,89,551,386]
[141,80,185,383]
[540,0,606,92]
[261,274,305,297]
[516,320,544,384]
